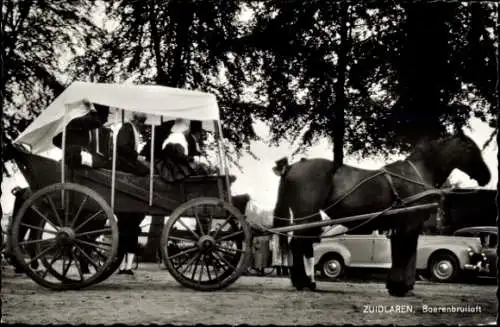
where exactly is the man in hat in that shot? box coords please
[52,102,110,167]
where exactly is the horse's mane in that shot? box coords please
[406,135,450,163]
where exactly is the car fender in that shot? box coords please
[417,246,470,270]
[314,241,351,267]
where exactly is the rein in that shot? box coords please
[247,160,444,239]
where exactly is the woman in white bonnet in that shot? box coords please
[157,118,196,182]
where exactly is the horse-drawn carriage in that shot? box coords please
[7,82,448,292]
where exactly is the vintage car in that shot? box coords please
[453,226,496,278]
[314,226,487,283]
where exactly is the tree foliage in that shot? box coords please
[1,0,100,145]
[239,1,499,157]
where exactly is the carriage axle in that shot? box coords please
[56,227,76,246]
[198,235,216,252]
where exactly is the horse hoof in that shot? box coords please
[387,284,413,297]
[308,282,317,291]
[14,267,25,274]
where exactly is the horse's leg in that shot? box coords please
[386,227,420,297]
[289,238,303,290]
[290,237,311,290]
[302,238,316,290]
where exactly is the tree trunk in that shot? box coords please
[495,3,500,325]
[332,4,350,167]
[149,0,167,85]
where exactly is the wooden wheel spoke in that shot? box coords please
[62,255,74,278]
[73,210,104,233]
[191,254,202,280]
[180,253,201,275]
[213,250,237,271]
[216,244,245,254]
[205,256,212,281]
[75,228,111,237]
[216,229,243,242]
[175,218,200,240]
[209,252,228,275]
[75,239,112,252]
[173,251,193,269]
[64,189,70,226]
[70,195,89,229]
[92,248,108,261]
[27,243,58,267]
[74,244,100,271]
[71,250,84,281]
[41,249,63,279]
[213,214,234,238]
[19,237,56,246]
[19,223,58,235]
[168,235,196,243]
[168,246,198,261]
[30,204,58,230]
[197,255,205,284]
[193,211,205,236]
[215,247,238,262]
[45,195,64,228]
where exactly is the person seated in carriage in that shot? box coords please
[107,112,150,176]
[155,118,213,182]
[52,101,110,168]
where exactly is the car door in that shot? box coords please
[337,231,375,267]
[371,230,392,268]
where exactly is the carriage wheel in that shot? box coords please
[161,197,252,291]
[10,183,119,290]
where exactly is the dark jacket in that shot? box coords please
[140,121,175,162]
[53,111,108,167]
[114,122,149,176]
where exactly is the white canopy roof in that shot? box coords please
[14,82,220,153]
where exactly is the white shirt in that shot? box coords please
[162,132,188,155]
[109,122,140,152]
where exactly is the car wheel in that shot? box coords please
[321,254,345,280]
[428,252,459,283]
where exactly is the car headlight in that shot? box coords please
[467,247,474,256]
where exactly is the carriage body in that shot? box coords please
[14,146,232,216]
[8,82,252,292]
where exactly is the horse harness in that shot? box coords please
[381,160,433,207]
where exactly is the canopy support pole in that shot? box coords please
[61,105,69,185]
[111,109,119,211]
[149,124,156,206]
[214,120,232,204]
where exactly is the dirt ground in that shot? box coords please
[1,263,497,325]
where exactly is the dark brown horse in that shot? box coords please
[272,130,490,296]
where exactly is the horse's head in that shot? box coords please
[445,129,491,186]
